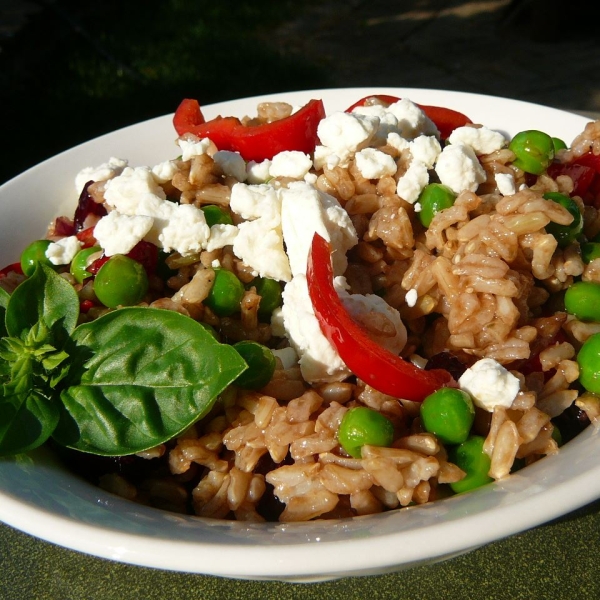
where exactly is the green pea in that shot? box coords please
[577,333,600,394]
[448,435,493,494]
[552,137,568,153]
[508,130,555,175]
[420,387,475,444]
[20,240,55,277]
[201,205,234,227]
[418,183,456,228]
[70,246,102,283]
[581,242,600,264]
[249,277,282,317]
[543,192,582,247]
[564,281,600,322]
[338,406,394,459]
[94,254,149,308]
[232,340,276,390]
[204,268,245,317]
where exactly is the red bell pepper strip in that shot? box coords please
[306,233,452,401]
[172,98,326,163]
[345,94,472,140]
[173,98,206,135]
[0,262,22,279]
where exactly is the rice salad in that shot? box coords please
[1,93,600,523]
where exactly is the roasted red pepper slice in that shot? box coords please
[173,98,206,135]
[0,262,23,279]
[307,233,452,401]
[345,94,472,140]
[173,98,326,163]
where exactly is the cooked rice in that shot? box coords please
[27,99,600,523]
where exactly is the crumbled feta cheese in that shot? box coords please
[93,211,154,256]
[313,145,342,171]
[386,132,410,153]
[104,166,167,213]
[270,307,286,337]
[281,275,351,383]
[448,126,506,156]
[45,236,83,266]
[351,104,400,144]
[405,288,418,307]
[304,172,318,185]
[151,160,179,184]
[435,144,487,194]
[74,157,128,193]
[206,223,238,252]
[338,285,407,355]
[269,151,313,180]
[234,215,290,282]
[230,183,280,222]
[458,358,520,412]
[495,172,516,196]
[230,182,290,281]
[317,111,379,165]
[414,202,422,213]
[355,148,397,179]
[396,160,429,203]
[246,159,272,184]
[280,181,357,277]
[159,204,210,255]
[214,150,247,182]
[178,136,217,161]
[410,135,442,169]
[272,347,299,370]
[386,99,439,140]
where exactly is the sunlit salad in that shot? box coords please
[1,93,600,522]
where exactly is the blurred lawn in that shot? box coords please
[0,0,330,184]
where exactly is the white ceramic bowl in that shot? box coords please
[0,89,599,582]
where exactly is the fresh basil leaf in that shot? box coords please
[0,384,60,455]
[0,286,8,338]
[5,264,79,342]
[53,307,247,455]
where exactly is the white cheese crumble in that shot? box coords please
[386,98,439,140]
[447,125,506,156]
[178,136,217,161]
[281,274,351,383]
[269,151,313,180]
[93,211,154,256]
[435,144,487,194]
[396,160,429,203]
[338,283,407,355]
[213,150,247,182]
[355,148,397,179]
[409,135,442,168]
[230,183,290,282]
[246,159,272,184]
[458,358,520,412]
[74,157,128,193]
[495,172,516,196]
[315,111,379,167]
[280,181,358,278]
[151,160,179,184]
[45,236,83,266]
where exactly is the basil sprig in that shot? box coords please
[0,265,246,456]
